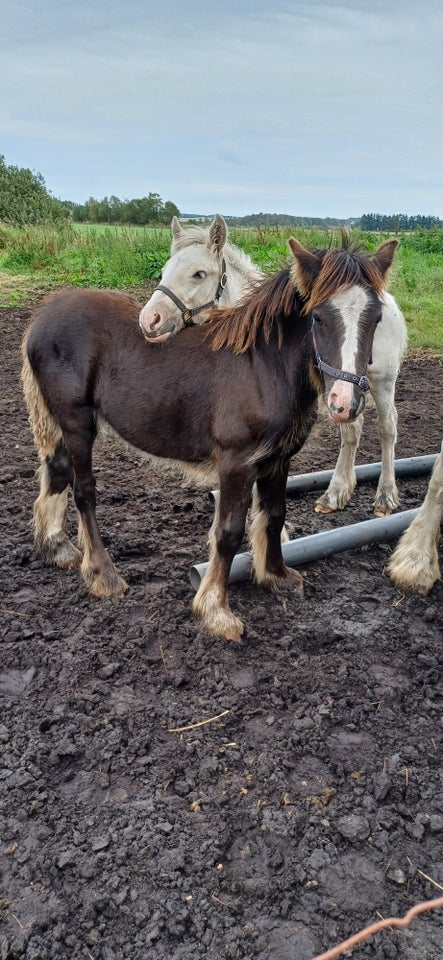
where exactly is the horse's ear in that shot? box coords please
[372,239,399,279]
[208,214,227,254]
[171,216,185,240]
[288,237,322,296]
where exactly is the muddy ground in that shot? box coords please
[0,288,442,960]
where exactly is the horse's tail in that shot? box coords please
[21,330,62,460]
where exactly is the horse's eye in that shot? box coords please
[193,271,207,280]
[312,313,321,324]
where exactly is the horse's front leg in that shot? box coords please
[315,417,363,513]
[193,465,254,642]
[63,422,128,598]
[250,464,303,593]
[371,375,399,515]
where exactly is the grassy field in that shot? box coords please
[0,221,442,354]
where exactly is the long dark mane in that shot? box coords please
[205,268,301,354]
[205,236,391,354]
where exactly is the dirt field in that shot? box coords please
[0,289,442,960]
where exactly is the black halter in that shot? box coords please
[154,257,227,327]
[312,319,371,393]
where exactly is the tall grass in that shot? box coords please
[0,221,442,354]
[0,222,170,287]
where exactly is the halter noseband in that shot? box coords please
[154,257,227,326]
[312,319,371,393]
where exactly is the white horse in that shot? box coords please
[139,214,262,343]
[139,216,407,516]
[388,438,443,594]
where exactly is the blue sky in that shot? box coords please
[1,0,442,218]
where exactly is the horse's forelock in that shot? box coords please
[170,225,210,252]
[304,246,386,313]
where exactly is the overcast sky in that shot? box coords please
[1,0,442,218]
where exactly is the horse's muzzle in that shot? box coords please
[140,326,174,344]
[327,390,366,423]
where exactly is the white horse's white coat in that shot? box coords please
[139,215,262,342]
[388,438,443,593]
[139,216,407,515]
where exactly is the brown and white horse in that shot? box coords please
[140,216,407,516]
[22,237,398,641]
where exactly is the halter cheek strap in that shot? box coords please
[154,257,227,326]
[312,320,371,393]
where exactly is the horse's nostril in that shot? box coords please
[149,314,162,332]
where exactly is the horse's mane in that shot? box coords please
[205,237,389,355]
[206,268,298,354]
[299,238,388,313]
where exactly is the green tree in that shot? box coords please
[160,200,180,224]
[0,154,65,223]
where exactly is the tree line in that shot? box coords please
[360,213,441,231]
[69,194,179,225]
[0,155,179,226]
[1,155,442,230]
[224,213,359,228]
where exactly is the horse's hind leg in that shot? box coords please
[250,465,303,593]
[34,441,83,569]
[21,355,82,568]
[315,417,363,513]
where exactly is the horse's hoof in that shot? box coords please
[217,613,244,643]
[259,567,303,595]
[200,610,244,643]
[374,490,399,516]
[314,500,335,514]
[39,535,83,569]
[387,550,440,596]
[374,498,398,516]
[389,570,436,596]
[374,505,394,517]
[56,543,83,569]
[84,566,129,598]
[224,625,244,643]
[285,567,304,594]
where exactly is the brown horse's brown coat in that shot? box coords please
[21,240,397,640]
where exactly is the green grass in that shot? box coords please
[0,222,171,288]
[0,221,442,355]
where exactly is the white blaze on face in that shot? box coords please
[326,286,369,422]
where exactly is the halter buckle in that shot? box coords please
[357,375,370,392]
[182,309,194,324]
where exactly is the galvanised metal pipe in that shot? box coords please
[208,454,437,506]
[189,508,419,590]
